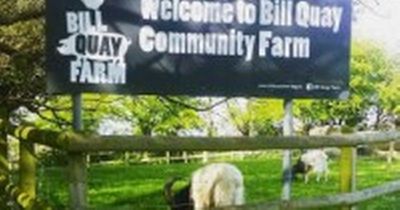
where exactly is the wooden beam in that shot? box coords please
[65,132,400,152]
[9,126,73,150]
[213,179,400,210]
[4,180,51,210]
[8,126,400,152]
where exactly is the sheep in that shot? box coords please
[191,163,245,209]
[300,149,329,183]
[164,163,245,210]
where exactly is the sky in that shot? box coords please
[353,0,400,54]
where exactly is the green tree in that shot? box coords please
[227,99,253,136]
[295,41,394,128]
[33,94,123,132]
[380,73,400,115]
[227,99,283,136]
[0,1,45,114]
[0,2,45,207]
[109,96,203,136]
[379,64,400,129]
[251,99,284,136]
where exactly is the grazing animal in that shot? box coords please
[291,158,312,181]
[164,177,193,210]
[164,163,245,210]
[300,149,329,183]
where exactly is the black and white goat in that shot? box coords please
[291,157,312,181]
[164,176,193,210]
[292,149,329,183]
[164,163,245,210]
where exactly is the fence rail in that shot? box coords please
[214,179,400,210]
[10,126,400,152]
[136,151,263,164]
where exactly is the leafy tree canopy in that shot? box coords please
[295,41,396,127]
[0,0,45,114]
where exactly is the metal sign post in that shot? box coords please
[282,99,294,201]
[68,94,87,210]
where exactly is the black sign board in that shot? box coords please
[46,0,351,98]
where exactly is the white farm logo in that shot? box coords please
[57,0,131,84]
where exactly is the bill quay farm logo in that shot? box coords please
[57,0,131,85]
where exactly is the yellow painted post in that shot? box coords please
[18,142,36,209]
[340,147,356,210]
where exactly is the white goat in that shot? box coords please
[300,149,329,183]
[190,163,245,210]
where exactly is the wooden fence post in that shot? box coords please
[282,99,294,202]
[124,152,130,165]
[68,152,87,210]
[166,151,171,164]
[19,141,36,208]
[387,141,395,164]
[202,151,209,163]
[183,151,188,164]
[340,147,356,210]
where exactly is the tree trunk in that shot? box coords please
[374,106,383,131]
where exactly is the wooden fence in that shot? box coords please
[4,125,400,209]
[132,151,261,164]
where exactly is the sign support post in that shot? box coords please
[282,99,294,201]
[68,94,87,210]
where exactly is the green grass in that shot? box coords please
[38,153,400,209]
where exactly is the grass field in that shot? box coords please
[38,152,400,209]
